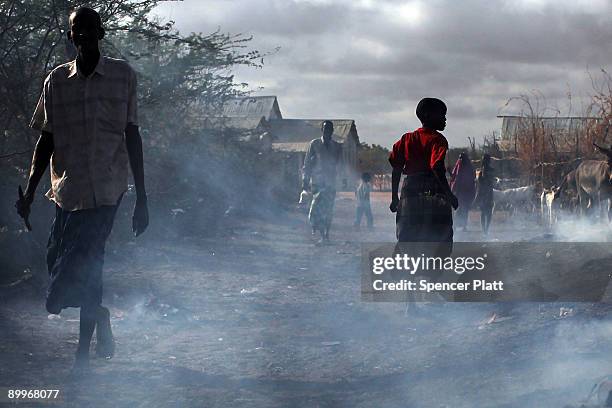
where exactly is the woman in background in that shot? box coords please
[474,154,495,236]
[450,152,476,231]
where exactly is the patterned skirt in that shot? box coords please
[308,184,336,230]
[396,175,453,255]
[45,197,121,314]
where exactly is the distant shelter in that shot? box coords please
[270,119,360,190]
[222,96,282,121]
[497,115,602,156]
[209,96,361,193]
[496,115,604,186]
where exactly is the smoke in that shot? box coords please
[538,315,612,406]
[552,217,612,242]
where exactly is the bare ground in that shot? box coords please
[1,192,611,408]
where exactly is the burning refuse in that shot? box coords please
[2,1,612,407]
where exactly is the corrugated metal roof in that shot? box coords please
[498,116,602,152]
[222,96,282,120]
[269,119,358,144]
[203,116,268,130]
[499,116,600,141]
[271,142,310,152]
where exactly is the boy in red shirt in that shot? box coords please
[389,98,458,251]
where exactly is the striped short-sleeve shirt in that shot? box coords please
[30,56,138,211]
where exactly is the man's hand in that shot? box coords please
[132,196,149,237]
[448,193,459,210]
[15,185,33,231]
[390,195,400,213]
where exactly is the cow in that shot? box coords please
[493,185,537,216]
[573,144,612,221]
[556,169,580,213]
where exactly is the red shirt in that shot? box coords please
[388,128,448,175]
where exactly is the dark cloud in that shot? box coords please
[155,0,612,147]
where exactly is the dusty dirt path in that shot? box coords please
[1,193,611,407]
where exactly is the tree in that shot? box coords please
[357,143,391,175]
[0,0,263,159]
[0,0,270,235]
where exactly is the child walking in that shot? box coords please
[354,172,373,229]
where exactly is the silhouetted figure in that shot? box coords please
[354,172,373,229]
[389,98,458,250]
[474,154,495,235]
[15,7,148,372]
[450,152,476,231]
[302,120,342,243]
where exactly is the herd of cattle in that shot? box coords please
[483,148,612,227]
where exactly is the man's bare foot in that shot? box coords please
[95,307,115,359]
[71,349,91,376]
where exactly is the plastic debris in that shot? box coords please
[240,288,257,295]
[559,307,574,318]
[486,313,497,325]
[0,269,33,288]
[170,208,185,216]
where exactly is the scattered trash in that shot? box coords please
[559,307,574,318]
[218,338,223,341]
[168,356,176,360]
[266,362,283,373]
[240,288,257,295]
[112,309,125,320]
[0,269,33,288]
[47,314,61,320]
[321,341,341,347]
[224,206,238,217]
[486,313,497,325]
[170,208,185,216]
[479,313,514,329]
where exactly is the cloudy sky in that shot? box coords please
[155,0,612,147]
